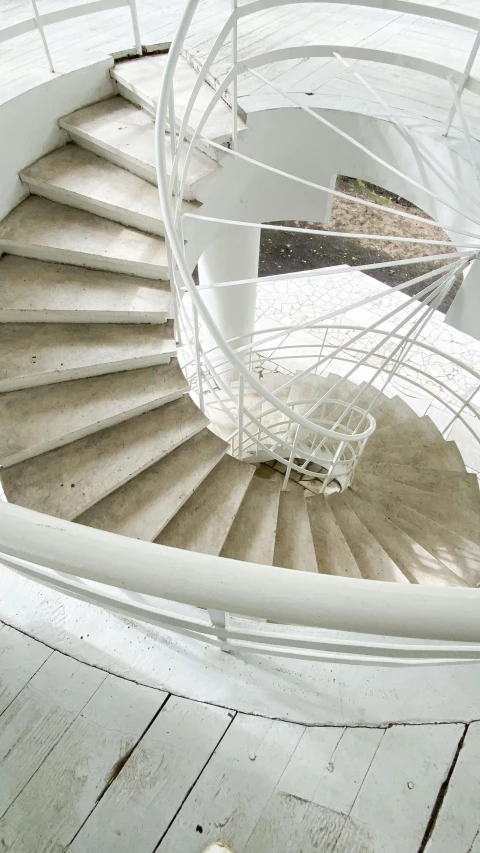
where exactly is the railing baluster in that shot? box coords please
[208,609,231,653]
[193,305,205,412]
[231,0,238,149]
[128,0,142,56]
[29,0,54,73]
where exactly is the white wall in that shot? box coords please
[0,56,115,221]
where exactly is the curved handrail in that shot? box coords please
[2,501,480,645]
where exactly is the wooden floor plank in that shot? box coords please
[0,625,51,716]
[337,723,465,853]
[68,696,233,853]
[425,722,480,853]
[0,674,166,853]
[0,651,106,818]
[158,713,305,853]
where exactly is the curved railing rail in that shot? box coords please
[1,0,142,73]
[1,0,480,663]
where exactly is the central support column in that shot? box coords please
[198,224,260,374]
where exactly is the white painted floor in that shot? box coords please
[1,619,479,853]
[2,0,480,139]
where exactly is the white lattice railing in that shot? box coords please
[1,0,480,663]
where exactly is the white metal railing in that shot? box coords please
[0,0,142,73]
[1,0,480,664]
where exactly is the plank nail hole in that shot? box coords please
[196,825,203,834]
[407,782,414,789]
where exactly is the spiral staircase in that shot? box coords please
[1,2,480,666]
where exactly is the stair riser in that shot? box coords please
[0,388,186,468]
[0,243,168,280]
[20,178,166,238]
[0,352,174,393]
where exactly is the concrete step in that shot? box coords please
[305,494,362,578]
[360,437,466,472]
[156,454,255,555]
[0,361,187,466]
[1,395,207,520]
[355,469,480,546]
[383,500,480,588]
[60,97,219,199]
[77,428,226,539]
[221,475,282,566]
[273,490,318,572]
[365,416,442,449]
[0,321,175,392]
[329,492,408,583]
[0,256,170,323]
[111,54,246,156]
[345,488,467,587]
[0,197,168,279]
[357,461,480,505]
[21,145,168,237]
[345,385,418,430]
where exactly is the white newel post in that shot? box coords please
[198,224,260,378]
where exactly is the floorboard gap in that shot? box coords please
[417,723,468,853]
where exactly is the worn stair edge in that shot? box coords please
[76,428,227,539]
[0,362,188,467]
[156,454,255,555]
[1,396,207,521]
[305,494,363,578]
[346,488,467,587]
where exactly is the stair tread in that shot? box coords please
[350,387,417,429]
[361,437,466,472]
[112,55,245,142]
[356,470,480,546]
[1,395,207,521]
[306,494,363,578]
[367,415,442,447]
[381,500,480,587]
[0,197,168,279]
[221,475,282,566]
[77,428,226,539]
[156,454,255,555]
[273,490,318,572]
[0,255,170,322]
[329,492,409,583]
[60,97,218,194]
[346,488,467,587]
[357,460,480,504]
[0,362,187,466]
[0,321,175,392]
